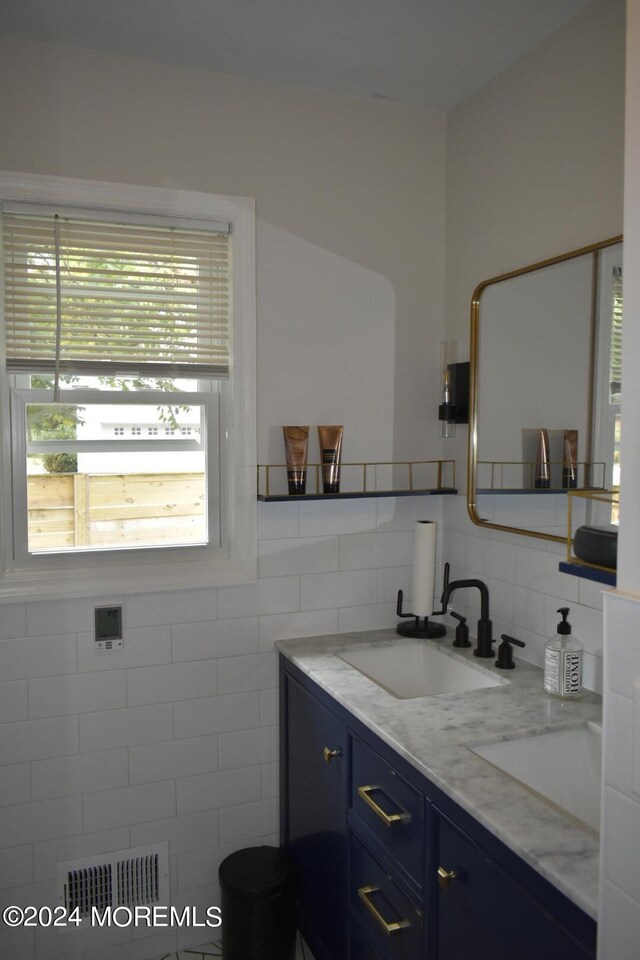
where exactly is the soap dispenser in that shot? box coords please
[543,607,583,698]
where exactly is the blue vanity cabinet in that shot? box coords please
[280,666,348,960]
[349,732,425,892]
[433,810,595,960]
[350,924,388,960]
[349,830,424,959]
[347,732,426,958]
[280,656,597,960]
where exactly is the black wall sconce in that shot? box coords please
[438,342,469,438]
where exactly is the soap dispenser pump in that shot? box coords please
[543,607,583,698]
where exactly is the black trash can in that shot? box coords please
[219,845,296,960]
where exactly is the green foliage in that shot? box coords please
[28,375,186,432]
[27,404,80,441]
[42,453,78,474]
[30,375,80,389]
[27,375,83,441]
[97,376,179,393]
[97,376,186,429]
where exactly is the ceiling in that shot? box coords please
[0,0,597,111]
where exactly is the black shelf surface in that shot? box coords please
[258,487,458,502]
[559,560,616,587]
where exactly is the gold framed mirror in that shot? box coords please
[467,235,622,543]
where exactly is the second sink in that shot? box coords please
[337,638,507,699]
[469,722,602,837]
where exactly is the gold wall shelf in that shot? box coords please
[257,459,457,501]
[476,459,606,493]
[558,488,618,586]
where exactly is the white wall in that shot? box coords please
[618,0,640,587]
[443,0,625,685]
[0,34,447,960]
[445,0,624,338]
[442,1,640,954]
[0,494,443,960]
[598,1,640,956]
[0,34,446,465]
[0,1,634,955]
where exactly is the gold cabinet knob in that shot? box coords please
[437,866,458,889]
[323,746,342,763]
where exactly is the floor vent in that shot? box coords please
[57,842,169,919]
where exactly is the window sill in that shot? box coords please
[0,555,258,602]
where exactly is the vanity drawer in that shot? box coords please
[350,832,423,960]
[350,734,424,887]
[350,919,388,960]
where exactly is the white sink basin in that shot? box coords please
[470,722,602,837]
[337,639,506,699]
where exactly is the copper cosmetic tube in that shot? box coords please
[282,426,309,495]
[562,429,578,489]
[318,425,343,494]
[534,428,551,489]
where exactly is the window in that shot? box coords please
[609,266,623,408]
[609,265,622,521]
[13,383,216,554]
[592,244,623,526]
[0,173,256,598]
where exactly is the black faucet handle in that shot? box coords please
[442,562,450,596]
[450,611,471,648]
[495,634,526,670]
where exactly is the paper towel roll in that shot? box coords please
[411,521,437,617]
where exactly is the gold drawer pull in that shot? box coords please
[437,866,458,889]
[357,784,410,827]
[358,885,410,935]
[323,746,342,763]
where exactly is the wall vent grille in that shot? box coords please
[57,842,169,919]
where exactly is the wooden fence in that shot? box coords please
[27,472,206,551]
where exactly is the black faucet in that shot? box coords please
[438,579,494,658]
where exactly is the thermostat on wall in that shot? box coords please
[94,605,124,653]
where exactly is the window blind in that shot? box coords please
[2,205,231,378]
[609,265,622,404]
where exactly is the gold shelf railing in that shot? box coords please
[257,459,456,498]
[477,459,606,491]
[566,488,619,574]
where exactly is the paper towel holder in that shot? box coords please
[396,589,447,639]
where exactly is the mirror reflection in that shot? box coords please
[468,237,622,541]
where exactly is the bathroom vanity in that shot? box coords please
[278,630,601,960]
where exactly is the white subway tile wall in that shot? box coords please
[0,497,421,960]
[0,494,604,960]
[598,592,640,958]
[0,680,29,722]
[442,496,609,691]
[31,750,129,800]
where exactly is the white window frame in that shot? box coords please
[0,171,256,600]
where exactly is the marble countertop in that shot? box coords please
[276,628,602,919]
